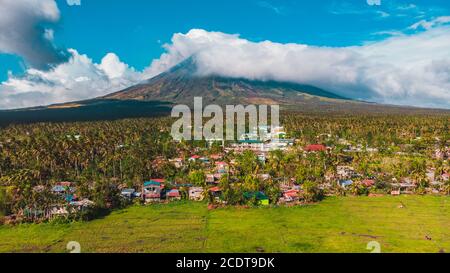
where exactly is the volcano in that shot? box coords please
[104,58,350,106]
[2,58,447,126]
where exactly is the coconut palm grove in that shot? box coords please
[0,0,450,256]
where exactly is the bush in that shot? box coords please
[349,182,369,196]
[302,181,324,203]
[0,187,13,216]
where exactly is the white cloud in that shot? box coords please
[67,0,81,6]
[0,50,141,109]
[329,1,389,18]
[376,11,390,18]
[1,27,450,109]
[396,4,417,11]
[0,0,67,69]
[143,28,450,109]
[257,1,286,15]
[409,16,450,30]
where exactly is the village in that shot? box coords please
[14,124,448,222]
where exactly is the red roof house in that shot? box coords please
[361,179,376,187]
[57,181,72,187]
[443,172,449,181]
[189,155,201,160]
[305,144,327,152]
[144,179,165,189]
[151,179,166,183]
[210,154,223,160]
[167,189,181,198]
[145,193,161,199]
[283,190,299,198]
[209,187,222,192]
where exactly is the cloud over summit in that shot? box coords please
[1,27,450,109]
[143,28,450,108]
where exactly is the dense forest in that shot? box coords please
[0,112,449,222]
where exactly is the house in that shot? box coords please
[279,178,295,191]
[52,182,75,194]
[209,187,222,201]
[361,179,376,187]
[338,180,354,188]
[434,148,450,160]
[426,169,436,183]
[281,189,299,203]
[199,157,210,164]
[143,180,165,202]
[189,187,204,201]
[391,183,416,195]
[49,199,95,219]
[145,179,166,186]
[443,173,449,182]
[50,206,69,217]
[305,144,327,152]
[210,154,223,160]
[189,155,201,162]
[65,194,77,203]
[243,125,288,142]
[169,158,184,168]
[239,132,260,142]
[70,199,95,209]
[206,174,216,184]
[121,188,136,199]
[58,181,72,187]
[144,192,161,202]
[167,189,181,201]
[227,137,293,154]
[213,173,225,180]
[215,161,228,168]
[215,161,228,173]
[174,183,193,188]
[428,181,443,194]
[337,166,356,178]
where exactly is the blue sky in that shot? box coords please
[1,0,449,81]
[0,0,449,109]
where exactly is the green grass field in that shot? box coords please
[1,196,449,253]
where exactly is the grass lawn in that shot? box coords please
[0,195,449,253]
